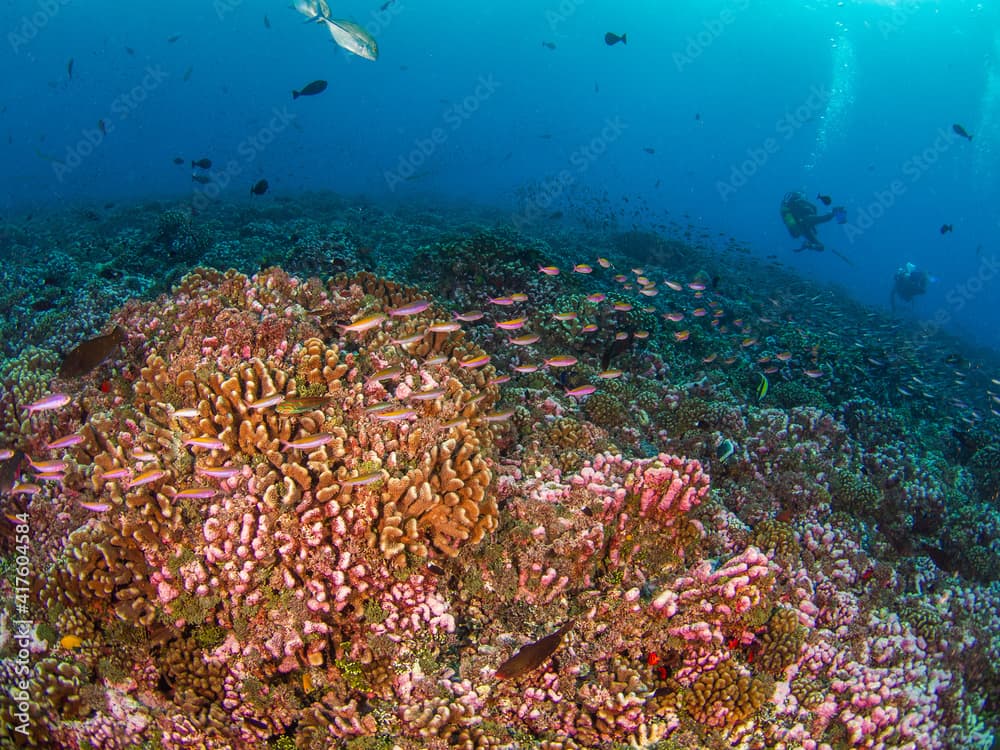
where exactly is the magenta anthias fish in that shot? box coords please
[184,436,227,450]
[459,354,490,369]
[25,393,71,413]
[280,433,335,450]
[544,355,578,368]
[45,434,84,450]
[79,501,111,512]
[565,384,597,398]
[129,469,165,488]
[389,299,431,316]
[195,465,242,479]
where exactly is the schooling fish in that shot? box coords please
[495,619,575,680]
[250,179,269,196]
[59,325,124,378]
[320,19,378,61]
[604,32,627,46]
[293,80,328,99]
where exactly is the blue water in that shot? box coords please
[3,0,999,350]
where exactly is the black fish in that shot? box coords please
[605,32,627,46]
[167,34,182,43]
[67,57,74,79]
[191,158,212,169]
[601,335,632,370]
[542,41,556,50]
[0,450,25,495]
[98,119,106,135]
[250,179,269,196]
[816,193,832,206]
[60,325,124,378]
[264,15,271,29]
[192,174,212,185]
[939,223,953,234]
[173,157,185,165]
[293,80,328,99]
[125,46,135,56]
[643,147,655,154]
[952,123,972,141]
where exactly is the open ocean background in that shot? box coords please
[2,0,999,351]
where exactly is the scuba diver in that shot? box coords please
[890,262,930,311]
[780,191,846,252]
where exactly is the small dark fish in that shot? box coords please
[605,32,627,46]
[816,193,832,206]
[263,15,271,29]
[173,157,185,165]
[125,46,135,56]
[192,158,212,169]
[643,147,655,154]
[495,619,575,680]
[542,41,556,50]
[98,119,106,135]
[952,123,972,141]
[167,34,182,43]
[547,211,563,220]
[939,223,953,235]
[183,66,193,82]
[243,717,268,730]
[601,335,631,370]
[191,174,212,185]
[293,80,328,99]
[60,325,125,378]
[250,179,269,196]
[427,562,446,576]
[0,450,25,495]
[67,57,74,79]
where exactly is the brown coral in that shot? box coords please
[752,607,805,677]
[680,660,768,729]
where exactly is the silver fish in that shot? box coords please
[322,18,378,61]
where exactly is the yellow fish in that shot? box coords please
[60,634,83,649]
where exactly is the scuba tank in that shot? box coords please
[780,192,800,236]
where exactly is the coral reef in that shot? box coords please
[0,203,998,749]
